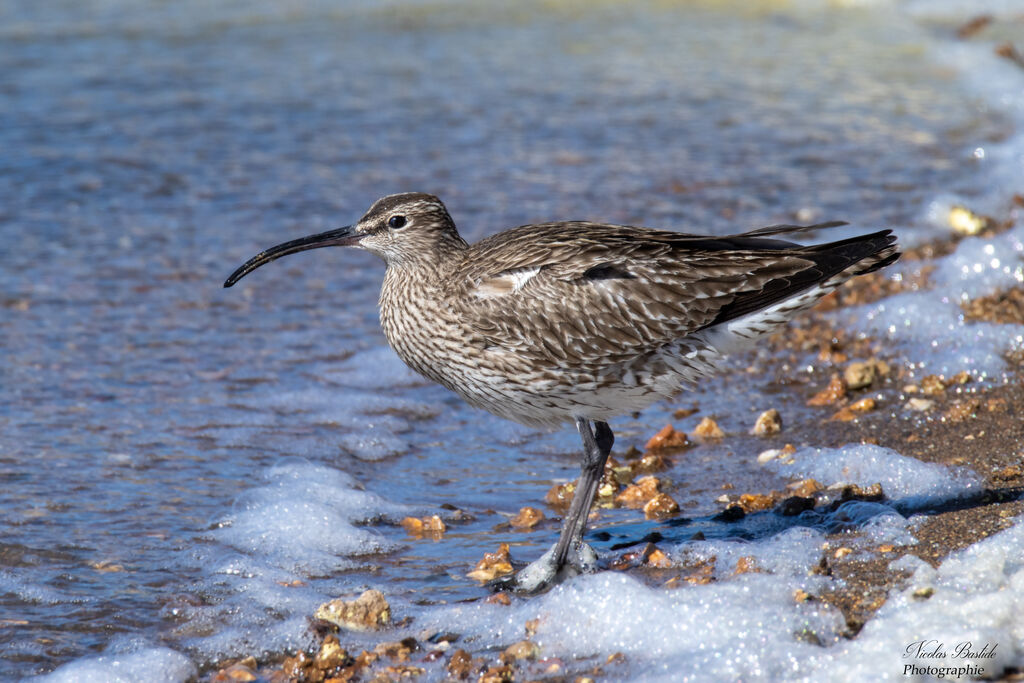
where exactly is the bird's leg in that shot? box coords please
[492,418,614,594]
[551,419,613,569]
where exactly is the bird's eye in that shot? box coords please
[388,215,407,229]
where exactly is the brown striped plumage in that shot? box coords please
[225,192,900,593]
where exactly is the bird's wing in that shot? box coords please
[451,221,856,367]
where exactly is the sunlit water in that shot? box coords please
[1,0,1021,678]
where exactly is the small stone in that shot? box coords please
[401,515,446,538]
[375,638,418,661]
[524,618,541,637]
[904,397,934,412]
[738,493,776,512]
[684,560,716,585]
[713,505,746,522]
[314,589,391,631]
[691,416,725,440]
[787,478,823,497]
[385,664,426,678]
[993,464,1024,481]
[912,586,935,600]
[878,544,895,553]
[849,397,876,412]
[948,370,972,385]
[467,543,514,582]
[508,506,544,529]
[844,359,889,390]
[643,492,680,519]
[479,665,515,683]
[542,659,563,674]
[777,496,815,516]
[829,397,875,422]
[756,443,796,464]
[842,483,884,501]
[500,640,540,663]
[633,451,668,473]
[645,424,690,451]
[446,649,473,680]
[485,592,511,606]
[313,635,352,670]
[834,547,853,559]
[751,409,782,436]
[596,466,621,504]
[400,517,423,535]
[212,663,258,682]
[673,405,699,419]
[615,475,662,509]
[987,397,1009,413]
[828,407,857,422]
[807,374,846,406]
[645,547,673,568]
[610,547,645,570]
[281,652,311,680]
[353,649,379,669]
[794,589,814,603]
[607,652,627,665]
[949,205,988,236]
[544,481,576,509]
[733,556,761,574]
[920,374,946,396]
[945,398,981,422]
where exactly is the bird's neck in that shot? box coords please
[384,232,469,272]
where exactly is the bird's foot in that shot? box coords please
[488,542,598,595]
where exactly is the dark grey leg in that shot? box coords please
[551,419,613,567]
[492,418,614,594]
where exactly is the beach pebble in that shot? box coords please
[314,590,391,632]
[751,409,783,436]
[401,515,446,538]
[467,543,514,582]
[643,492,680,519]
[615,475,662,509]
[807,374,846,406]
[691,416,725,440]
[844,359,889,389]
[645,424,690,451]
[509,506,544,529]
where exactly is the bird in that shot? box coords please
[224,192,899,593]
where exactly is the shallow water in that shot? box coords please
[1,0,1020,678]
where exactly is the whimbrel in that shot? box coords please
[224,193,899,593]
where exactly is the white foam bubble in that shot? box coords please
[763,443,981,499]
[931,226,1024,301]
[35,646,195,683]
[423,528,844,681]
[339,431,411,460]
[423,510,1024,681]
[846,0,1024,383]
[212,462,407,574]
[857,283,1022,381]
[178,462,414,663]
[817,516,1024,680]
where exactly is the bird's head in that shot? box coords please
[223,192,463,287]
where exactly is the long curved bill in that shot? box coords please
[223,225,360,287]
